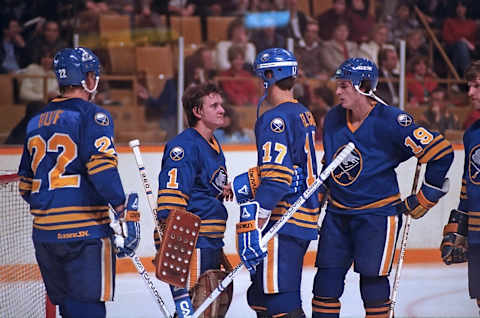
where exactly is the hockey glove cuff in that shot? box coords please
[441,209,468,265]
[110,193,141,258]
[232,166,305,204]
[397,179,449,219]
[236,201,268,274]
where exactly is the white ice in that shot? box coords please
[103,263,477,318]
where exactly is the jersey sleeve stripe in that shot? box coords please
[33,210,110,224]
[260,164,294,174]
[418,139,452,163]
[417,190,435,208]
[431,147,454,161]
[33,219,110,230]
[31,205,109,213]
[157,195,188,206]
[88,163,117,175]
[158,189,190,200]
[275,201,319,213]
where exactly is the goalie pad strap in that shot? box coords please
[124,210,140,222]
[443,223,459,236]
[154,208,201,288]
[236,220,256,233]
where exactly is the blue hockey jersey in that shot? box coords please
[18,97,125,242]
[156,128,228,249]
[254,100,320,241]
[322,102,453,216]
[458,120,480,244]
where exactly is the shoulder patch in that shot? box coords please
[270,117,285,133]
[469,145,480,185]
[397,113,413,127]
[170,146,184,161]
[94,112,109,126]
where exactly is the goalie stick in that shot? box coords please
[128,139,174,318]
[389,161,422,318]
[191,142,356,318]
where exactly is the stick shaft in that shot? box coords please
[130,254,173,318]
[389,161,422,318]
[129,141,173,318]
[191,142,356,318]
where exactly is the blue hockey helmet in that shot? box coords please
[335,57,379,92]
[254,48,298,88]
[53,47,100,95]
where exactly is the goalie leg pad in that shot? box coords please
[154,208,201,288]
[189,270,233,318]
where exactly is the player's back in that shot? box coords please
[18,97,116,242]
[255,101,319,240]
[463,120,480,244]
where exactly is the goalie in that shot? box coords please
[441,61,480,314]
[153,83,234,318]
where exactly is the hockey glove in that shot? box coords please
[236,201,268,274]
[397,179,449,219]
[232,166,305,204]
[110,193,141,258]
[441,209,468,265]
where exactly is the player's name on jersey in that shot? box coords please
[299,111,316,128]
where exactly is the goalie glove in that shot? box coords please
[441,209,468,265]
[110,193,141,258]
[236,201,269,274]
[397,179,449,219]
[232,166,305,204]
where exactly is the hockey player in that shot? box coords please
[17,47,140,318]
[154,82,233,317]
[441,60,480,314]
[312,57,454,318]
[233,48,319,317]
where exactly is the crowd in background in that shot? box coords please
[3,0,480,144]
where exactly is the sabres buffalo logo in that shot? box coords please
[397,113,413,127]
[94,112,109,126]
[469,145,480,185]
[170,146,184,161]
[332,146,362,186]
[270,117,285,133]
[210,167,227,195]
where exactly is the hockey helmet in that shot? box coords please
[254,48,298,88]
[335,57,379,93]
[53,47,100,95]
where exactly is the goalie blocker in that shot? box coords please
[154,208,201,288]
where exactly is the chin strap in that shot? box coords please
[81,76,100,101]
[354,85,388,105]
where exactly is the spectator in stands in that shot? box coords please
[295,21,325,79]
[5,101,45,144]
[216,18,256,72]
[1,17,26,73]
[376,47,400,106]
[348,0,375,43]
[167,0,195,16]
[135,0,168,27]
[360,23,395,66]
[19,47,59,103]
[443,0,478,78]
[251,26,286,54]
[424,87,460,134]
[219,45,258,106]
[310,81,335,111]
[406,28,429,61]
[320,20,367,76]
[185,45,217,87]
[222,0,250,16]
[406,55,438,107]
[136,76,178,139]
[385,2,419,47]
[278,0,308,48]
[416,0,454,29]
[316,0,350,41]
[213,105,253,144]
[26,21,67,65]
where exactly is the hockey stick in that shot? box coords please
[127,139,174,318]
[389,161,422,318]
[191,142,356,318]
